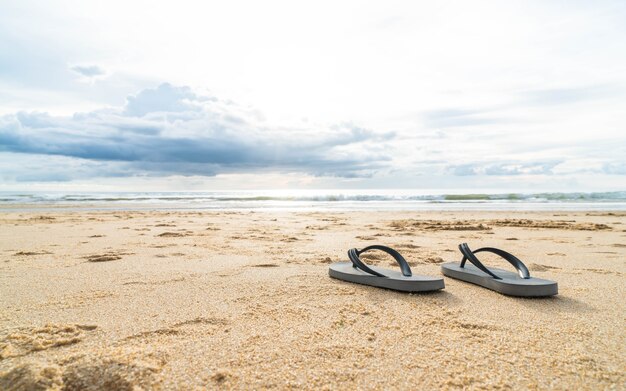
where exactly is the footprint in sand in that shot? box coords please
[396,243,421,249]
[489,219,612,231]
[84,254,122,262]
[388,256,444,267]
[305,225,329,231]
[0,324,97,360]
[63,357,165,391]
[360,253,385,261]
[0,362,63,390]
[124,317,228,342]
[13,251,53,256]
[421,256,445,264]
[529,263,561,272]
[157,232,187,237]
[575,268,622,276]
[0,352,166,391]
[389,220,492,231]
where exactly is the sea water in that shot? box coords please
[1,190,626,211]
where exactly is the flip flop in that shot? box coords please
[328,245,445,292]
[441,243,558,297]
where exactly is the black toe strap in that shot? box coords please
[458,243,530,280]
[348,245,413,277]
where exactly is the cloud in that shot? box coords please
[448,161,561,176]
[0,83,394,180]
[422,108,505,128]
[520,84,624,106]
[451,164,478,176]
[71,65,106,78]
[603,162,626,175]
[484,161,560,176]
[123,83,211,117]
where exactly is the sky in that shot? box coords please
[1,0,625,192]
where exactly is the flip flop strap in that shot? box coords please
[348,245,413,277]
[459,243,531,279]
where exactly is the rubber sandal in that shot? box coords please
[328,245,445,292]
[441,243,558,297]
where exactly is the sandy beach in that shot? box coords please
[0,209,624,390]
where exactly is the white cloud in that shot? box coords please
[0,1,625,190]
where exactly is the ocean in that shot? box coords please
[1,190,626,211]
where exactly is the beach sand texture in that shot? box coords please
[0,210,624,390]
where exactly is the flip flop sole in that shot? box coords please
[329,262,444,292]
[441,262,558,297]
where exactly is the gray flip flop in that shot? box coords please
[441,243,558,297]
[328,245,445,292]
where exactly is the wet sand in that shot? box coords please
[0,210,625,389]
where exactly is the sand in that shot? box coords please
[0,209,624,390]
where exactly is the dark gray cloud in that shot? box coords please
[0,83,394,180]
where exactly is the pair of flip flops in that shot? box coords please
[328,243,558,297]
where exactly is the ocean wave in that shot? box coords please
[1,191,626,204]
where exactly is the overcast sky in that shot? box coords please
[1,0,625,191]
